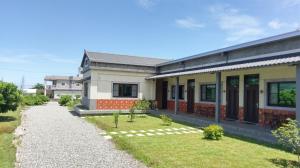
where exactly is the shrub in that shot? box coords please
[113,111,120,128]
[203,124,224,140]
[58,95,72,106]
[0,81,22,113]
[272,118,300,164]
[22,95,49,106]
[133,99,150,113]
[160,114,172,126]
[128,108,135,122]
[66,98,81,110]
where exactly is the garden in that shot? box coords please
[85,102,299,168]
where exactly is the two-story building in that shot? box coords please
[80,30,300,127]
[44,76,83,99]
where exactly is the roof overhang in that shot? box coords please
[147,56,300,79]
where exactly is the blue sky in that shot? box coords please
[0,0,299,87]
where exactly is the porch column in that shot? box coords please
[215,72,221,123]
[296,64,300,123]
[44,80,47,96]
[175,76,179,114]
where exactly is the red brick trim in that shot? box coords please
[96,99,136,110]
[167,100,187,113]
[194,103,215,118]
[259,108,296,127]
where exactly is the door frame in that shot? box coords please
[187,79,195,113]
[226,76,239,120]
[161,81,168,109]
[244,74,259,123]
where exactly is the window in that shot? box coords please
[171,85,184,99]
[200,84,216,102]
[84,83,88,97]
[113,83,138,98]
[268,81,296,107]
[76,83,80,86]
[62,82,65,86]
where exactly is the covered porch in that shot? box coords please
[150,56,300,129]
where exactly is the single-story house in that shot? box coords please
[80,30,300,127]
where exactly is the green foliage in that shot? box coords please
[279,89,296,107]
[0,82,22,113]
[160,114,172,126]
[272,118,300,164]
[75,95,81,100]
[32,83,44,90]
[128,108,135,122]
[113,111,120,128]
[58,95,72,106]
[133,99,150,112]
[22,95,49,106]
[203,124,224,140]
[66,98,81,109]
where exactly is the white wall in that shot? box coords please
[88,69,156,100]
[166,65,296,109]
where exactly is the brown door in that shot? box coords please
[187,79,195,113]
[244,74,259,123]
[162,81,168,109]
[226,76,239,120]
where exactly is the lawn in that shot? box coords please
[0,107,22,168]
[86,114,299,168]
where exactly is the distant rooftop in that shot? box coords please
[44,76,82,81]
[83,51,169,67]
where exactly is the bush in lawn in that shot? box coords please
[22,95,49,106]
[0,81,22,112]
[128,108,135,122]
[203,124,224,140]
[113,111,120,128]
[66,98,81,109]
[133,99,150,113]
[58,95,72,106]
[160,114,172,126]
[272,118,300,164]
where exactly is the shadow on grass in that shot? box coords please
[0,116,16,122]
[268,158,299,168]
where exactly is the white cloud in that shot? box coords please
[268,19,300,30]
[137,0,155,9]
[210,4,264,43]
[175,17,205,29]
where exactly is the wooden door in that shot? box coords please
[226,76,239,120]
[244,74,259,123]
[162,81,168,109]
[187,79,195,113]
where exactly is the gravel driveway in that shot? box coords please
[16,102,146,168]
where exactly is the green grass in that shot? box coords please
[86,114,299,168]
[0,107,22,168]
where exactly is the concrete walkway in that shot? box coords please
[16,102,146,168]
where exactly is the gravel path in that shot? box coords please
[16,102,146,168]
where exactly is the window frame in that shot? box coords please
[171,85,184,100]
[200,84,216,102]
[112,83,138,98]
[267,81,296,108]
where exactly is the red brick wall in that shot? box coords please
[259,108,296,127]
[96,99,136,110]
[194,103,215,118]
[167,100,187,112]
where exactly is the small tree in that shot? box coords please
[58,95,72,106]
[128,108,135,122]
[272,118,300,164]
[113,111,120,128]
[0,81,22,113]
[133,99,150,113]
[32,83,44,90]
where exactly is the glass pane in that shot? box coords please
[172,86,175,99]
[269,83,278,94]
[278,82,296,107]
[201,85,206,101]
[179,85,184,99]
[132,85,137,97]
[269,93,278,105]
[113,84,119,97]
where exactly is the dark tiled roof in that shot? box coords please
[85,51,169,67]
